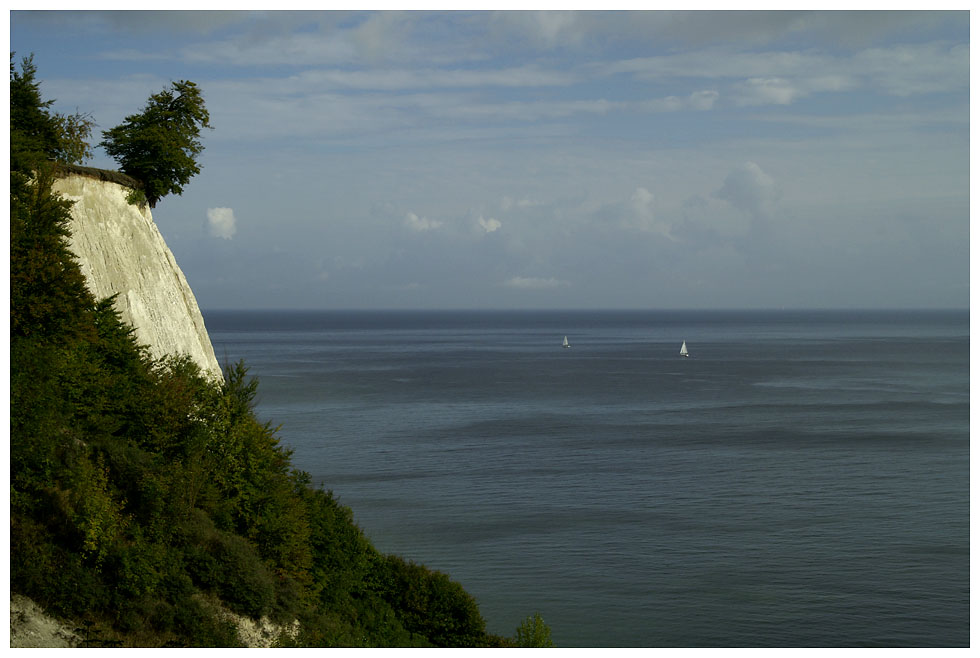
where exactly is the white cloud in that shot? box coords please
[607,41,965,104]
[477,216,502,233]
[505,276,569,289]
[207,207,237,239]
[715,162,778,218]
[688,89,720,110]
[608,187,678,240]
[405,211,442,231]
[855,42,969,96]
[631,187,655,215]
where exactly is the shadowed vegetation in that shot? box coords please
[10,54,551,647]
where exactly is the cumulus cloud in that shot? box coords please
[207,207,237,239]
[405,211,442,231]
[477,216,502,233]
[609,186,678,240]
[715,162,778,217]
[505,276,568,289]
[631,187,655,215]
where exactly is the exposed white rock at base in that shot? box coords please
[9,593,301,648]
[230,613,301,648]
[198,593,301,647]
[52,173,223,380]
[9,594,81,648]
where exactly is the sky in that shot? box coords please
[8,9,972,310]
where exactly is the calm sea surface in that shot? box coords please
[204,310,969,647]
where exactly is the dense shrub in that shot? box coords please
[181,510,275,618]
[515,612,555,647]
[372,554,488,647]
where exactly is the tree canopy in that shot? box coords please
[10,54,95,341]
[10,54,94,172]
[99,80,212,208]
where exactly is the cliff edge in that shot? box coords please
[51,166,222,380]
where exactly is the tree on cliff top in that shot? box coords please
[10,54,96,340]
[99,80,212,208]
[10,54,95,172]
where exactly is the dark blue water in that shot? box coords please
[204,310,969,647]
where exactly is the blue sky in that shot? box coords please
[9,9,971,309]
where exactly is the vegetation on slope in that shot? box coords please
[9,54,552,648]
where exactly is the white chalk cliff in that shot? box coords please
[52,168,222,380]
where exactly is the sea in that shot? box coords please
[203,309,970,648]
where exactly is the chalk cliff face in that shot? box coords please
[52,171,223,380]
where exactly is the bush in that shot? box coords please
[515,612,554,647]
[169,599,242,648]
[373,554,488,647]
[181,511,276,618]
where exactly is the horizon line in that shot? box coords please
[200,306,970,313]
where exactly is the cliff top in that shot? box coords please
[53,162,142,190]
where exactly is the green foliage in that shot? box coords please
[182,511,277,618]
[10,57,530,649]
[10,54,96,345]
[369,554,488,647]
[59,451,128,566]
[10,163,95,342]
[515,612,555,647]
[10,54,94,172]
[99,80,211,208]
[52,108,97,165]
[296,479,373,607]
[10,54,59,164]
[125,187,148,207]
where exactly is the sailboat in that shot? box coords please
[562,335,570,349]
[679,340,689,357]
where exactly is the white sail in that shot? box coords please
[679,340,689,357]
[562,335,570,348]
